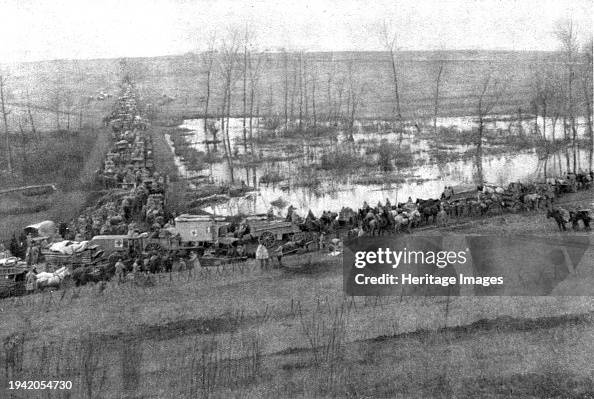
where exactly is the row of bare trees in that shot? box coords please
[0,65,91,177]
[530,20,594,173]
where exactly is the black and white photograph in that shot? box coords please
[1,0,593,397]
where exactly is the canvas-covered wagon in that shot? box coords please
[24,221,58,240]
[40,240,100,270]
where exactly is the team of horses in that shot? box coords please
[282,172,593,236]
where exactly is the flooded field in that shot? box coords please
[167,117,591,216]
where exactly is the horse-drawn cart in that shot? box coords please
[240,216,302,248]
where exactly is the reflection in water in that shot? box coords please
[172,118,590,216]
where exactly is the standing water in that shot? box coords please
[166,117,591,216]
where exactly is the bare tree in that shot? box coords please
[474,70,506,185]
[248,51,264,156]
[17,114,28,174]
[289,54,299,125]
[201,32,217,153]
[241,26,256,153]
[303,54,309,127]
[217,27,241,181]
[581,38,593,170]
[0,74,13,175]
[555,19,580,172]
[379,20,402,121]
[297,52,304,131]
[334,75,345,124]
[532,66,557,139]
[325,53,336,122]
[282,49,289,132]
[310,68,317,129]
[345,61,367,135]
[432,51,446,135]
[24,87,37,137]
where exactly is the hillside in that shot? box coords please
[2,50,588,133]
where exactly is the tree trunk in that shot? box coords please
[433,64,443,136]
[290,59,297,124]
[226,84,233,156]
[204,68,211,154]
[582,78,593,171]
[476,118,484,185]
[298,54,303,131]
[390,49,402,120]
[242,44,248,154]
[312,76,317,129]
[283,52,289,132]
[0,77,13,175]
[303,56,308,128]
[19,119,27,176]
[541,103,546,139]
[249,84,255,156]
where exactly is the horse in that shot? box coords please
[436,208,448,227]
[392,212,412,233]
[320,211,339,232]
[367,217,381,236]
[71,266,106,286]
[522,193,541,212]
[338,207,357,227]
[416,199,440,224]
[36,267,71,289]
[569,210,592,231]
[547,208,570,231]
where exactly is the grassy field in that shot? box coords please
[2,250,593,398]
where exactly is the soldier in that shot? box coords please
[25,268,37,294]
[256,243,269,270]
[114,258,126,283]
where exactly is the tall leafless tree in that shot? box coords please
[325,53,336,122]
[581,38,593,170]
[201,32,217,154]
[248,50,264,156]
[555,19,580,172]
[217,28,241,182]
[379,20,402,121]
[24,86,37,137]
[432,51,446,135]
[282,49,289,132]
[241,26,256,153]
[310,68,317,129]
[0,74,13,175]
[532,66,557,140]
[474,70,506,185]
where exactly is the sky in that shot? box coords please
[2,0,592,63]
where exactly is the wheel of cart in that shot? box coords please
[259,231,276,248]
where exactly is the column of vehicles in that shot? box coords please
[0,214,315,294]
